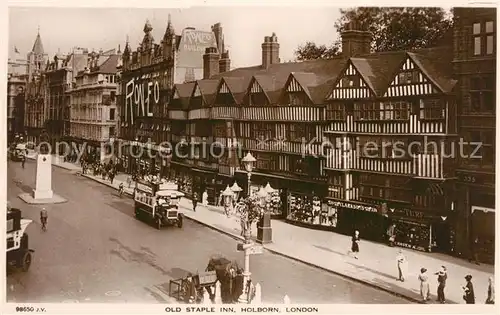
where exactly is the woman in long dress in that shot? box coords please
[418,268,430,302]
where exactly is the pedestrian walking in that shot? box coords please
[40,209,48,231]
[469,237,481,265]
[192,192,198,212]
[109,171,115,185]
[486,276,495,304]
[396,249,407,282]
[349,230,360,259]
[418,268,431,303]
[386,223,396,246]
[118,182,124,197]
[462,274,475,304]
[21,154,26,168]
[435,266,447,303]
[126,175,132,188]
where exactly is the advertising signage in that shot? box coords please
[177,29,217,68]
[124,77,161,124]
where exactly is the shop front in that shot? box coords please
[234,171,326,219]
[387,207,453,253]
[190,169,217,202]
[171,162,193,197]
[470,206,495,263]
[325,200,387,239]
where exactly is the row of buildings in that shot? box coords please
[9,8,495,263]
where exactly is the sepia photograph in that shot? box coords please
[3,1,497,313]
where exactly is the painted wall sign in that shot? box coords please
[177,29,217,68]
[124,77,161,124]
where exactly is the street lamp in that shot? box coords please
[242,152,256,196]
[230,182,243,202]
[264,182,275,194]
[222,185,235,217]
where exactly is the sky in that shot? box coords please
[8,6,342,69]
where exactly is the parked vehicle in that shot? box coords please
[9,143,27,162]
[134,179,185,229]
[7,207,34,273]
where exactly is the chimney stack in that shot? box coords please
[203,47,220,79]
[211,23,225,56]
[341,21,371,57]
[262,33,280,69]
[219,50,231,73]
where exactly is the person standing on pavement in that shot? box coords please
[435,266,447,303]
[418,268,430,303]
[387,223,396,247]
[469,237,481,265]
[463,274,475,304]
[126,175,132,188]
[109,169,115,185]
[202,190,208,207]
[349,230,360,259]
[486,276,495,304]
[192,192,198,212]
[396,249,407,282]
[21,154,26,168]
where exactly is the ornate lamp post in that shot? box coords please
[264,182,275,195]
[230,182,243,202]
[241,152,256,196]
[222,185,235,217]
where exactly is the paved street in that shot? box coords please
[6,159,409,304]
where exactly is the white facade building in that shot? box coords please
[68,50,120,162]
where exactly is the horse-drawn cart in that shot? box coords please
[168,256,244,304]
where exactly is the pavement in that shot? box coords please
[7,158,408,304]
[22,153,496,305]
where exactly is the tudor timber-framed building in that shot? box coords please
[166,22,468,255]
[453,8,496,263]
[323,36,458,253]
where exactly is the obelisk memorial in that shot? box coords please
[18,130,67,204]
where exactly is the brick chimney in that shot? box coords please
[341,21,371,57]
[219,50,231,73]
[203,47,219,79]
[262,33,280,69]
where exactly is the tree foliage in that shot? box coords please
[295,7,453,60]
[294,41,341,61]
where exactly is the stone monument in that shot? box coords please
[32,130,53,199]
[18,130,67,204]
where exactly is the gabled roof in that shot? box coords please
[196,79,219,105]
[172,82,195,109]
[181,44,453,105]
[349,58,377,92]
[357,51,408,96]
[218,76,250,104]
[253,74,279,92]
[407,47,456,93]
[286,72,316,101]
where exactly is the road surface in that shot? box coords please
[6,159,409,304]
